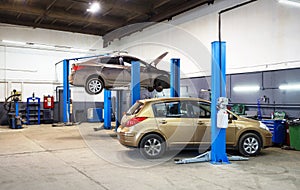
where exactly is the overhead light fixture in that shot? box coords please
[87,2,100,13]
[1,39,97,52]
[279,83,300,90]
[2,40,26,45]
[233,85,260,92]
[278,0,300,7]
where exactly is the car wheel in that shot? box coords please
[85,77,104,95]
[238,133,261,156]
[147,86,154,92]
[155,86,163,92]
[154,77,169,92]
[139,134,166,159]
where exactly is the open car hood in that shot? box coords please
[149,52,168,67]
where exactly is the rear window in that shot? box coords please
[126,102,144,115]
[96,57,120,65]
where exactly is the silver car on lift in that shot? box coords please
[69,52,170,95]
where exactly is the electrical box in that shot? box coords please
[43,95,54,109]
[217,97,229,128]
[217,109,228,128]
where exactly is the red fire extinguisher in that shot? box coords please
[44,95,54,109]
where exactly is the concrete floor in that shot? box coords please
[0,123,299,190]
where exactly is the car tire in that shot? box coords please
[154,77,169,92]
[85,77,104,95]
[147,86,154,92]
[155,86,163,92]
[238,133,261,156]
[139,134,166,159]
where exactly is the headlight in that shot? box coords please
[259,122,270,131]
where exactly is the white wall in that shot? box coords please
[108,0,300,76]
[0,24,106,101]
[1,0,300,101]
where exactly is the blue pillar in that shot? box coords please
[15,101,19,117]
[131,61,140,105]
[170,58,180,97]
[15,101,22,129]
[104,89,112,129]
[115,91,121,132]
[210,41,229,164]
[63,59,70,123]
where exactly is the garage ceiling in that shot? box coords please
[0,0,215,46]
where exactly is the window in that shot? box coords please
[127,102,144,115]
[153,101,191,118]
[153,103,167,117]
[122,56,147,69]
[167,102,180,117]
[189,101,211,118]
[98,57,120,65]
[123,61,131,67]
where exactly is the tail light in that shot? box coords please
[125,117,148,127]
[72,64,85,71]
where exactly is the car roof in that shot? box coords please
[77,53,143,64]
[137,97,210,104]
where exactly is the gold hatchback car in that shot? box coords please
[117,97,272,159]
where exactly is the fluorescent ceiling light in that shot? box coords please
[87,2,100,13]
[2,40,26,45]
[233,85,260,92]
[279,0,300,7]
[279,84,300,90]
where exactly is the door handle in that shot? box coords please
[159,120,167,124]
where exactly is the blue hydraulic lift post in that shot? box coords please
[59,54,110,124]
[210,41,229,164]
[170,58,180,97]
[115,91,121,132]
[15,101,19,118]
[104,89,112,129]
[15,101,21,128]
[131,61,140,106]
[63,59,70,123]
[174,1,254,165]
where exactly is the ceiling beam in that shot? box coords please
[0,18,106,36]
[35,0,58,24]
[0,3,123,27]
[102,0,152,15]
[153,0,171,9]
[103,0,214,47]
[149,0,214,22]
